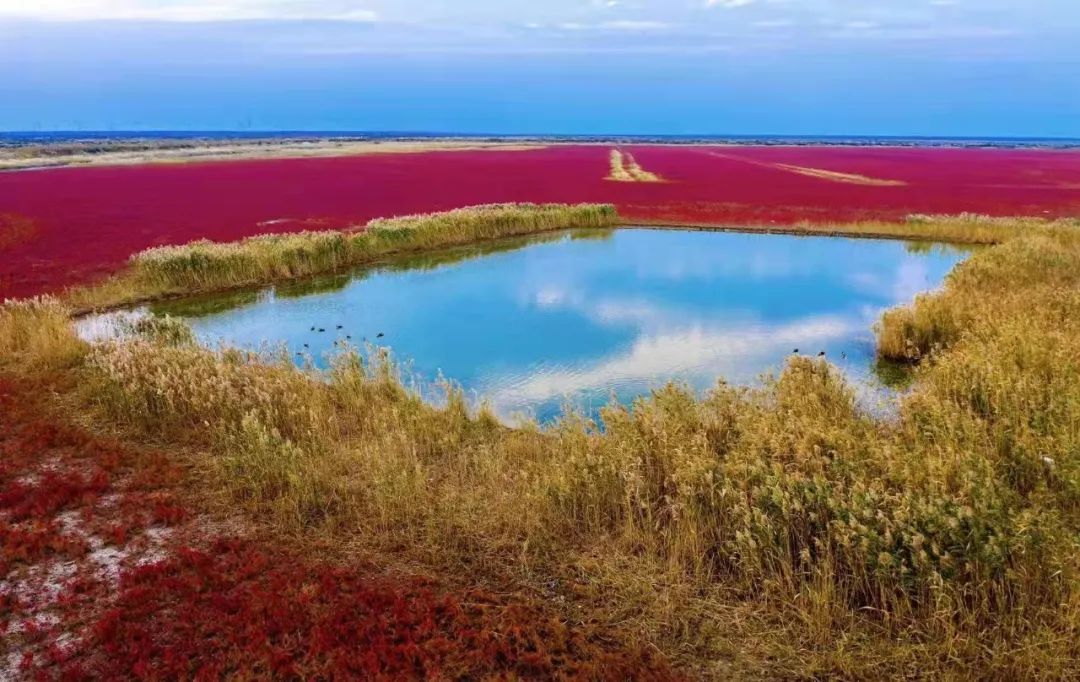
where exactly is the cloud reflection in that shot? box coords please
[481,313,861,417]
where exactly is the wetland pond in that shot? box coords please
[86,228,969,422]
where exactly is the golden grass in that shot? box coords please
[877,214,1080,360]
[8,212,1080,677]
[606,149,635,182]
[624,152,664,182]
[638,212,1067,246]
[0,296,85,370]
[65,203,618,312]
[607,148,664,183]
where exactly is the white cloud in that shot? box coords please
[0,0,379,22]
[541,19,672,32]
[0,0,1051,51]
[481,315,860,415]
[706,0,757,7]
[601,19,672,31]
[753,19,794,28]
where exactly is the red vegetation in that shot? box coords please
[1,144,1078,299]
[0,375,676,679]
[71,540,673,680]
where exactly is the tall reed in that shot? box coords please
[878,216,1080,360]
[0,296,84,369]
[71,203,617,310]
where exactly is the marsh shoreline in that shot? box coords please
[64,219,995,318]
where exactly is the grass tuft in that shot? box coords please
[878,215,1080,361]
[0,296,85,370]
[67,203,617,312]
[607,149,664,182]
[624,153,663,182]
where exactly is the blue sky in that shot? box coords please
[1,1,1078,136]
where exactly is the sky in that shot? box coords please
[1,1,1078,137]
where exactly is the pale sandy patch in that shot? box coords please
[606,148,664,183]
[0,140,547,172]
[705,151,905,186]
[606,149,635,182]
[773,162,906,186]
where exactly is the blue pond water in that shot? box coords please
[144,228,966,422]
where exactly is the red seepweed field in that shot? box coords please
[1,144,1078,299]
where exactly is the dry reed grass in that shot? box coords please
[625,152,664,182]
[877,214,1080,360]
[607,149,664,183]
[0,296,85,370]
[66,203,617,312]
[607,149,635,182]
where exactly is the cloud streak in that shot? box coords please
[0,0,379,22]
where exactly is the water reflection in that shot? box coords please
[150,288,262,319]
[117,228,969,422]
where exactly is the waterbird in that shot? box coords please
[336,325,343,330]
[318,328,325,333]
[376,332,384,339]
[346,335,352,340]
[793,348,799,354]
[303,343,309,348]
[818,351,826,357]
[310,326,315,331]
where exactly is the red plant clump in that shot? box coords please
[0,520,90,575]
[47,538,673,680]
[1,145,1078,299]
[0,214,38,251]
[1,470,109,522]
[1,375,677,679]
